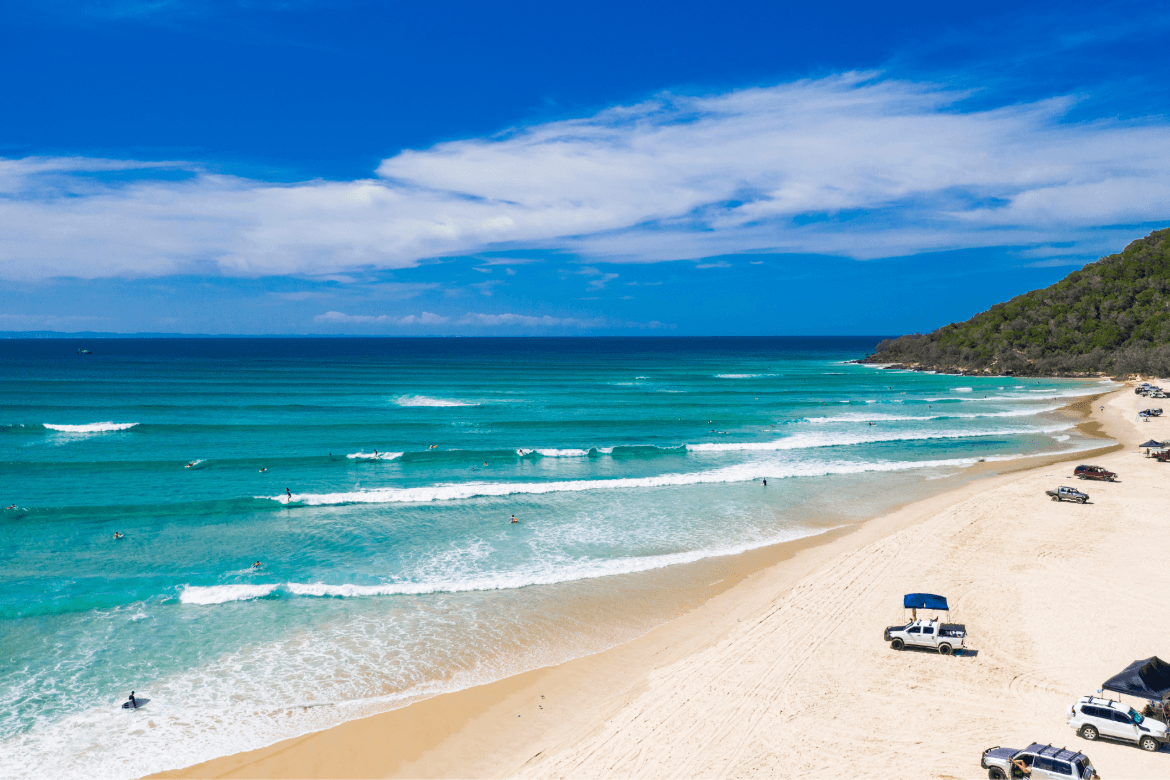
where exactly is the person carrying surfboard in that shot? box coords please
[128,692,137,709]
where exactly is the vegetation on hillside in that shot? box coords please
[863,227,1170,376]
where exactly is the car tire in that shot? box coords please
[1139,735,1159,752]
[1051,495,1059,501]
[891,638,904,651]
[1080,724,1099,741]
[939,643,953,656]
[1079,498,1087,504]
[989,768,1007,779]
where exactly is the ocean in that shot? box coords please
[0,337,1111,778]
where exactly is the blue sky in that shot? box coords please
[2,0,1169,335]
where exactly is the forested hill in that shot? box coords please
[862,227,1170,376]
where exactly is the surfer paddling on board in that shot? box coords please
[511,515,519,524]
[113,531,124,540]
[252,561,261,569]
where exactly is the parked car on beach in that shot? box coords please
[884,618,966,655]
[1047,486,1089,503]
[1074,465,1116,482]
[981,743,1098,779]
[1068,695,1169,751]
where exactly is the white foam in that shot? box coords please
[684,423,1073,453]
[261,450,1046,507]
[43,422,138,433]
[805,405,1062,423]
[1052,434,1071,442]
[346,451,403,461]
[517,448,591,458]
[715,373,774,378]
[953,387,973,393]
[179,584,279,605]
[393,395,477,407]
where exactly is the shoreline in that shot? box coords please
[154,385,1133,779]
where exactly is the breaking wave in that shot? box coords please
[179,584,280,605]
[260,452,1036,507]
[43,422,138,433]
[346,451,403,461]
[393,395,477,407]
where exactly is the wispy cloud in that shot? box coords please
[3,73,1170,281]
[313,311,448,325]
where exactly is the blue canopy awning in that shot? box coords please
[1140,440,1164,448]
[904,593,948,611]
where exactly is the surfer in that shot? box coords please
[511,515,519,524]
[252,561,261,569]
[374,449,378,457]
[285,487,293,501]
[185,461,195,468]
[128,692,137,709]
[113,531,124,540]
[762,479,767,486]
[259,467,267,473]
[6,504,15,510]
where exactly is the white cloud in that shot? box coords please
[456,312,605,328]
[313,311,448,325]
[3,73,1170,281]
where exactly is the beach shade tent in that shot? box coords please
[1102,657,1170,701]
[1140,440,1164,448]
[904,593,949,611]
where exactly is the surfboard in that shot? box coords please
[121,698,150,709]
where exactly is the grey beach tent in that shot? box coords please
[1102,657,1170,700]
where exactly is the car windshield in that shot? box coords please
[1130,707,1144,724]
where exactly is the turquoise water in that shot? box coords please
[0,337,1108,778]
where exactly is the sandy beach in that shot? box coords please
[157,382,1170,780]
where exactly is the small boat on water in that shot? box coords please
[77,349,92,354]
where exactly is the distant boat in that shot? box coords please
[77,349,92,354]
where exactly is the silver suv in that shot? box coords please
[980,743,1097,779]
[1068,695,1168,751]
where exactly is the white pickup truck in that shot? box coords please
[884,618,966,655]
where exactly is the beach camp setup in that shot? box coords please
[1102,657,1170,701]
[884,594,967,655]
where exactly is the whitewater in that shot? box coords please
[0,337,1111,780]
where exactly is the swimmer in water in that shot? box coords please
[511,515,519,524]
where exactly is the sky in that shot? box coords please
[2,0,1169,336]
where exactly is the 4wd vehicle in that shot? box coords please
[981,743,1098,779]
[1142,408,1163,417]
[1074,465,1116,482]
[885,593,966,655]
[1047,486,1089,503]
[1068,695,1169,751]
[884,619,966,654]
